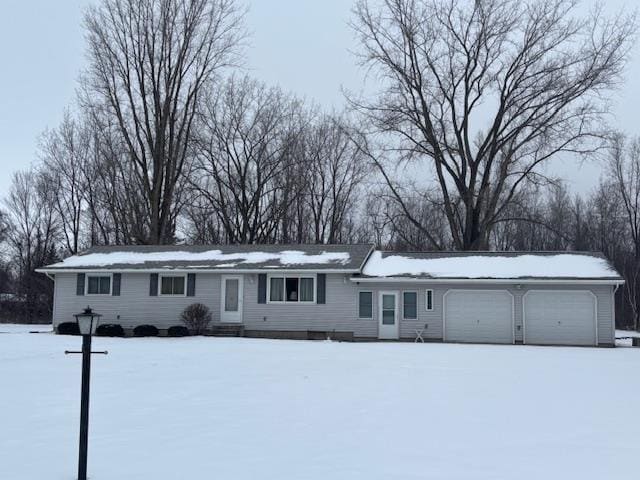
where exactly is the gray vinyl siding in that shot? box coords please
[51,272,377,338]
[242,273,376,338]
[350,282,615,345]
[53,272,222,329]
[351,282,444,340]
[51,272,616,345]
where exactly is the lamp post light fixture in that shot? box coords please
[65,306,107,480]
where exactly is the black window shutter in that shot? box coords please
[316,273,326,304]
[187,273,196,297]
[112,273,121,296]
[257,274,267,303]
[76,273,85,296]
[149,273,158,296]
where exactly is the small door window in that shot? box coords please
[381,294,396,325]
[225,278,239,312]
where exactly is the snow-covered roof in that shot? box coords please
[360,251,622,280]
[38,244,374,272]
[38,245,622,281]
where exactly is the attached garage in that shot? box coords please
[444,290,514,344]
[523,290,597,346]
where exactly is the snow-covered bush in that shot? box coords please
[180,303,212,335]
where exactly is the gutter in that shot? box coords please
[36,268,361,275]
[349,277,625,286]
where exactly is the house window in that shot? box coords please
[286,277,299,301]
[403,291,417,319]
[160,275,185,296]
[86,274,111,295]
[268,275,315,303]
[270,277,284,301]
[425,289,434,311]
[358,291,373,319]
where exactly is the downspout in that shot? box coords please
[43,272,56,329]
[613,283,621,345]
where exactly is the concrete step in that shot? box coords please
[206,325,245,337]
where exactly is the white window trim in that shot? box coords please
[358,290,374,319]
[266,273,317,304]
[425,289,434,311]
[85,273,113,296]
[403,290,418,320]
[158,273,187,297]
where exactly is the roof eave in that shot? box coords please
[36,267,360,274]
[349,277,624,285]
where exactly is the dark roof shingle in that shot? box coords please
[39,244,374,272]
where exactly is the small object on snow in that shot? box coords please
[414,328,425,343]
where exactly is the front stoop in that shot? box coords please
[205,325,245,337]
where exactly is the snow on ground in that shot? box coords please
[0,323,52,334]
[615,329,640,347]
[1,328,638,480]
[363,251,620,278]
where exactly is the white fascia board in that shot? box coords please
[349,277,624,285]
[36,268,358,274]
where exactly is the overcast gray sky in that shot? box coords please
[0,0,637,195]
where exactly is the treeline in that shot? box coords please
[0,0,638,328]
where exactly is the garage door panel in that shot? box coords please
[444,290,513,344]
[524,291,596,346]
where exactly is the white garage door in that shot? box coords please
[524,291,596,346]
[444,290,514,344]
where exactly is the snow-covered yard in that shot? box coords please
[1,325,638,480]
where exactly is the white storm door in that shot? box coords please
[378,291,399,339]
[221,275,243,323]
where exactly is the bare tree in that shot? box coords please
[4,170,59,321]
[304,116,367,243]
[38,112,92,255]
[350,0,636,250]
[81,0,246,244]
[190,76,306,243]
[608,134,640,330]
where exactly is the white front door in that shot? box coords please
[378,291,399,339]
[220,275,243,323]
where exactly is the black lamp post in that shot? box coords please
[66,306,105,480]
